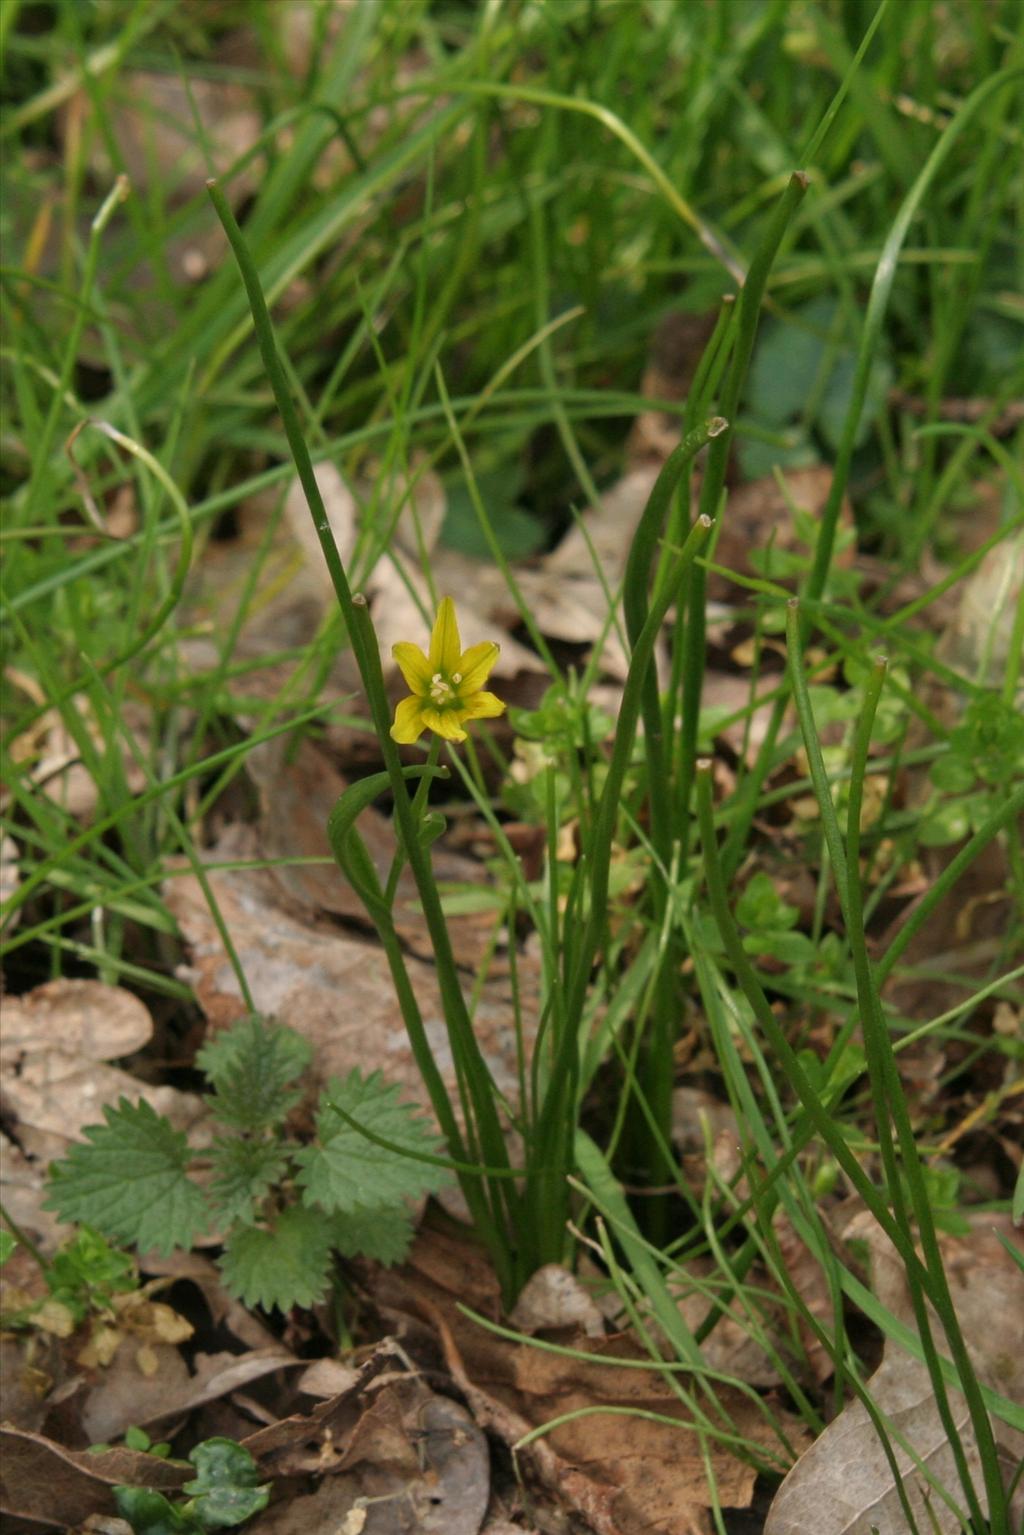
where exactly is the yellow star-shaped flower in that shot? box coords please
[390,597,505,744]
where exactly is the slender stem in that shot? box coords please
[621,419,726,1217]
[696,763,945,1301]
[385,736,442,906]
[788,619,1003,1530]
[0,1200,48,1277]
[721,64,1024,879]
[207,178,522,1298]
[678,171,809,867]
[527,512,715,1267]
[876,782,1024,986]
[24,176,129,524]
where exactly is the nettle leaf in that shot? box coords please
[218,1205,333,1313]
[332,1204,414,1266]
[45,1098,208,1256]
[196,1015,312,1132]
[296,1070,448,1216]
[207,1137,291,1228]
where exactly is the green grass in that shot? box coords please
[2,2,1023,1530]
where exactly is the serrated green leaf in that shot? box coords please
[0,1230,17,1265]
[196,1016,312,1132]
[207,1137,290,1228]
[295,1070,447,1217]
[218,1206,333,1313]
[45,1099,208,1256]
[184,1437,269,1530]
[332,1205,414,1266]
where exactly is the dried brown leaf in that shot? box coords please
[0,1425,187,1527]
[378,1227,808,1535]
[766,1214,1024,1534]
[508,1264,606,1339]
[74,73,261,201]
[244,1345,489,1535]
[0,980,205,1169]
[81,1344,300,1444]
[165,856,536,1119]
[2,979,153,1062]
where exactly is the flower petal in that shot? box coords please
[421,706,468,742]
[390,695,427,744]
[456,641,499,694]
[461,691,505,722]
[429,597,461,674]
[392,642,432,695]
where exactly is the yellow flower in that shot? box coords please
[390,596,505,744]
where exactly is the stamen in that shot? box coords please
[429,672,455,704]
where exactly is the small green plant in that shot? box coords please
[112,1436,269,1534]
[503,679,615,827]
[45,1015,447,1313]
[922,692,1024,846]
[0,1222,142,1342]
[43,1225,138,1321]
[91,1425,173,1459]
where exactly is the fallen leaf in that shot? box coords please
[708,466,855,603]
[73,72,261,201]
[508,1264,606,1339]
[698,670,785,765]
[0,1425,187,1528]
[283,462,359,596]
[295,1358,362,1399]
[244,735,509,971]
[377,1226,807,1535]
[141,1250,282,1353]
[5,702,149,822]
[667,1257,786,1391]
[369,550,543,684]
[283,457,540,686]
[165,855,537,1118]
[937,528,1023,686]
[81,1344,300,1444]
[1,979,153,1061]
[0,1130,70,1252]
[770,1212,837,1384]
[765,1213,1024,1534]
[244,1344,489,1535]
[0,1335,60,1433]
[0,979,205,1168]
